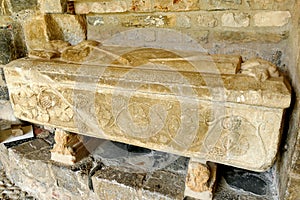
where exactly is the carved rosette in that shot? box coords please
[203,115,265,165]
[11,85,74,123]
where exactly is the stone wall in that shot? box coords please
[0,0,300,199]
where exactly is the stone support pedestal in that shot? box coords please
[51,129,91,165]
[185,160,217,200]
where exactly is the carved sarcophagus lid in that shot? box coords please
[4,42,291,171]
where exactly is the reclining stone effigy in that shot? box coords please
[3,40,291,199]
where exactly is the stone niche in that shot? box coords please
[4,40,291,173]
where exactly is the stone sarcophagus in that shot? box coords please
[4,41,291,172]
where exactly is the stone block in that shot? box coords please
[0,140,98,200]
[23,14,86,50]
[2,0,38,14]
[0,100,21,123]
[176,14,191,28]
[286,177,300,200]
[249,0,291,10]
[0,85,9,100]
[23,15,60,50]
[121,14,175,28]
[180,29,210,44]
[198,0,243,10]
[0,135,189,200]
[197,13,218,28]
[92,166,185,199]
[198,0,290,10]
[4,44,291,172]
[0,29,14,65]
[39,0,67,13]
[74,0,129,14]
[221,12,249,27]
[131,0,153,12]
[154,0,199,11]
[47,14,87,45]
[253,11,291,27]
[213,30,289,43]
[0,17,26,59]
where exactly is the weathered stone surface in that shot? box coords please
[0,85,8,100]
[121,15,175,28]
[286,177,300,200]
[214,165,279,200]
[213,31,289,43]
[253,11,291,27]
[23,15,60,50]
[4,45,291,172]
[0,100,20,123]
[92,167,185,200]
[0,17,26,66]
[23,14,86,50]
[0,168,36,199]
[197,14,218,27]
[185,161,217,200]
[39,0,67,13]
[241,58,280,81]
[154,0,199,11]
[2,0,38,14]
[0,134,189,200]
[131,0,153,12]
[46,14,87,45]
[51,129,91,165]
[0,140,98,200]
[198,0,291,10]
[0,30,14,65]
[74,0,128,14]
[221,12,249,27]
[198,0,244,10]
[176,14,192,28]
[61,40,101,62]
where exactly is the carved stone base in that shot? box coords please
[184,160,217,200]
[51,129,94,165]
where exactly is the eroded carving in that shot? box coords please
[240,58,280,81]
[11,86,74,123]
[4,42,291,171]
[29,40,71,59]
[185,161,217,200]
[204,115,265,162]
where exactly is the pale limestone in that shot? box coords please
[131,0,153,12]
[4,44,291,172]
[241,58,280,81]
[197,14,218,27]
[23,15,54,50]
[253,11,291,27]
[184,161,217,200]
[74,0,128,14]
[23,14,86,50]
[50,129,98,165]
[221,13,249,27]
[48,14,87,45]
[39,0,67,13]
[154,0,199,11]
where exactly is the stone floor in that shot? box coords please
[0,125,280,200]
